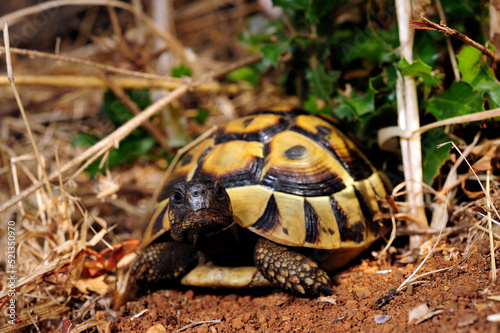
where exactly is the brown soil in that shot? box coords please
[113,246,500,332]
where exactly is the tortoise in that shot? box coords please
[130,107,390,297]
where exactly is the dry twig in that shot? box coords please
[410,17,500,64]
[0,46,183,82]
[0,74,247,93]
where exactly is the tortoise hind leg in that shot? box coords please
[132,242,198,287]
[254,238,334,296]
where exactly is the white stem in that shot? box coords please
[395,0,428,248]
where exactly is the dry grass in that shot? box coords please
[0,1,271,331]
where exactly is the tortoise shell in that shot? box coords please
[144,108,390,269]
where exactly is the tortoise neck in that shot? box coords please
[192,220,242,255]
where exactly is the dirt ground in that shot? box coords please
[112,242,500,333]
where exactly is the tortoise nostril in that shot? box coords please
[201,189,207,196]
[192,190,199,197]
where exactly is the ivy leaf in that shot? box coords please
[304,95,329,115]
[440,0,476,17]
[334,79,378,121]
[424,81,484,120]
[398,58,444,87]
[457,46,500,108]
[261,40,289,67]
[413,32,440,67]
[100,89,151,127]
[272,0,308,11]
[422,128,451,184]
[306,63,339,103]
[72,135,156,177]
[334,29,395,64]
[194,108,210,124]
[306,0,335,23]
[227,67,260,86]
[109,137,156,166]
[72,132,99,147]
[171,64,192,78]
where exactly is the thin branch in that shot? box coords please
[0,46,183,82]
[411,17,500,64]
[0,74,245,93]
[174,319,221,333]
[378,108,500,148]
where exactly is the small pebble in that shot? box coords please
[475,303,489,311]
[374,315,391,324]
[146,324,167,333]
[487,313,500,322]
[354,288,371,299]
[232,317,245,329]
[166,315,177,326]
[457,313,477,327]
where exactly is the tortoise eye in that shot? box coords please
[171,189,184,204]
[214,181,225,198]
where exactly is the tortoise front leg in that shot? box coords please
[254,238,334,296]
[132,241,198,287]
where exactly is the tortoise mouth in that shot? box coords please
[170,208,233,243]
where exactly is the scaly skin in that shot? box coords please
[254,238,334,296]
[133,241,198,286]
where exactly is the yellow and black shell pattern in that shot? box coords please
[145,108,390,264]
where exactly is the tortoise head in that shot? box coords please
[168,179,234,247]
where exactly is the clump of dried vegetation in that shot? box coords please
[0,1,273,331]
[0,0,500,332]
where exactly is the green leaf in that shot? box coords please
[261,41,289,67]
[305,63,339,102]
[226,67,260,86]
[440,0,476,17]
[424,81,484,120]
[334,29,395,64]
[457,46,500,108]
[239,30,274,49]
[87,136,157,177]
[334,79,378,121]
[303,95,328,115]
[398,58,444,87]
[304,95,319,114]
[194,108,210,124]
[110,137,156,166]
[306,0,335,23]
[272,0,308,11]
[422,128,451,184]
[100,89,151,127]
[72,132,100,147]
[413,32,440,67]
[100,91,133,125]
[171,64,193,78]
[77,89,155,177]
